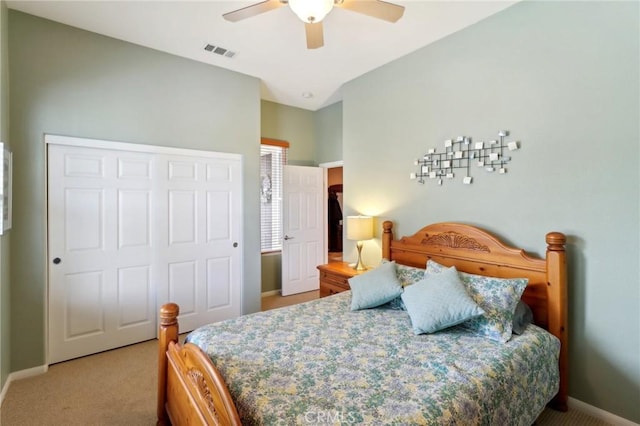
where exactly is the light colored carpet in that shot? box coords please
[1,338,158,425]
[261,289,319,311]
[0,292,612,425]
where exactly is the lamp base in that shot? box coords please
[353,240,367,271]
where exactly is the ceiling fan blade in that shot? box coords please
[223,0,285,22]
[336,0,405,23]
[305,22,324,49]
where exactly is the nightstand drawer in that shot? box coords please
[320,271,350,289]
[319,281,349,298]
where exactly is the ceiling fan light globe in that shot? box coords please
[289,0,334,23]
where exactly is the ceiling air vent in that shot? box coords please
[204,44,237,58]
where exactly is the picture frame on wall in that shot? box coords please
[0,142,12,235]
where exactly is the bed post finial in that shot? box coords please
[158,303,180,424]
[382,221,393,260]
[160,302,179,326]
[545,231,568,411]
[546,232,566,251]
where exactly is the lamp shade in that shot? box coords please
[288,0,334,23]
[346,216,373,241]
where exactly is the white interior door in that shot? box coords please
[281,165,325,296]
[47,136,243,363]
[48,144,156,363]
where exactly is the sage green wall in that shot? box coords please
[260,253,282,294]
[343,1,639,422]
[314,102,342,164]
[8,11,262,371]
[261,100,315,166]
[0,0,10,391]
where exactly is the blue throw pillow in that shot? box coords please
[401,266,484,335]
[348,261,403,311]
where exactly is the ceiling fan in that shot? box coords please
[223,0,405,49]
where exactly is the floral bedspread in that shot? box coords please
[186,292,559,425]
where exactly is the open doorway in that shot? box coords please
[327,166,343,263]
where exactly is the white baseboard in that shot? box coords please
[261,290,281,298]
[0,364,48,408]
[0,376,9,408]
[569,397,639,426]
[7,364,48,381]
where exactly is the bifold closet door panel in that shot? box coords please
[48,144,156,364]
[154,153,242,333]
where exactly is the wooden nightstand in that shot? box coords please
[317,262,368,298]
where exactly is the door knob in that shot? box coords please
[284,235,294,240]
[53,258,61,265]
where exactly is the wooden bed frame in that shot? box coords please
[157,221,568,425]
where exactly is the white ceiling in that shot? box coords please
[6,0,517,111]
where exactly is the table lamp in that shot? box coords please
[346,215,373,271]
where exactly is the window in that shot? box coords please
[260,139,289,253]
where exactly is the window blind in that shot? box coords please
[260,142,288,252]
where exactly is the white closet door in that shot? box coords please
[48,144,156,363]
[154,154,242,332]
[48,137,243,363]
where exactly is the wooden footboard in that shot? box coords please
[157,303,240,426]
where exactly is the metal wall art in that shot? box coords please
[410,130,520,186]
